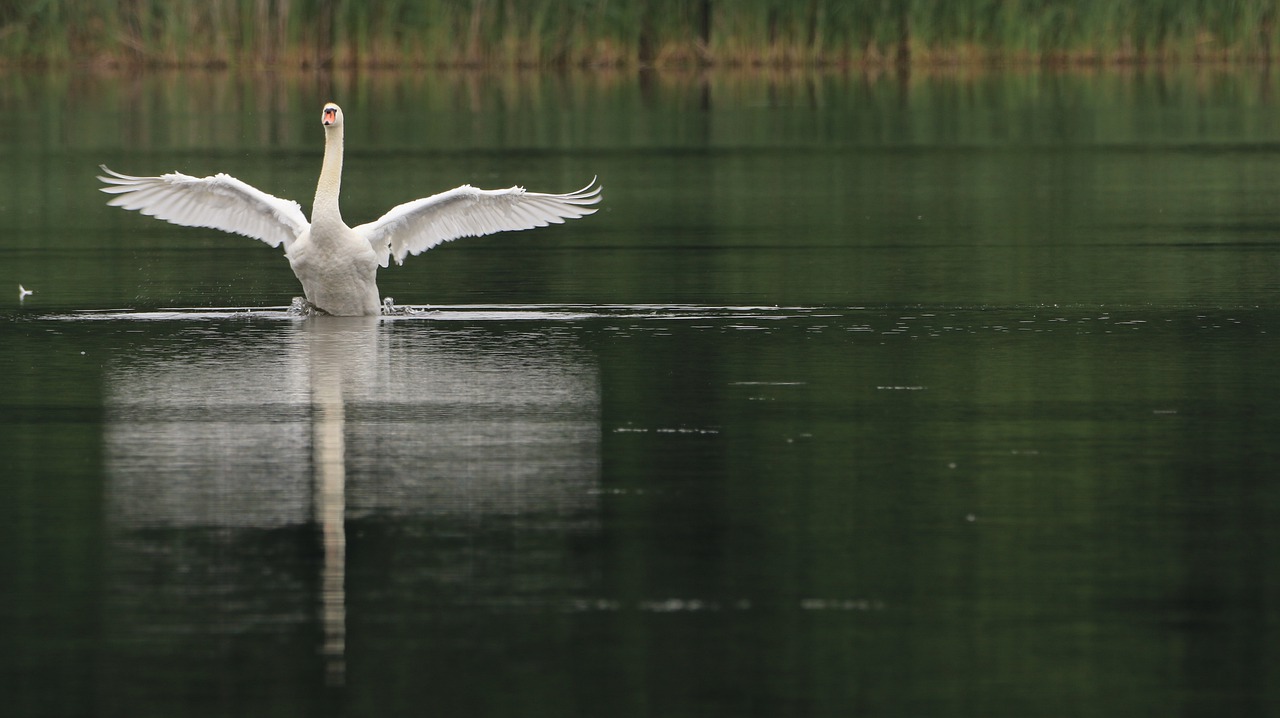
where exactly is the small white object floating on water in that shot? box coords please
[18,284,32,301]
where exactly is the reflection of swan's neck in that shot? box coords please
[312,348,347,686]
[317,397,346,686]
[314,125,344,224]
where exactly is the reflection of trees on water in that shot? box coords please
[103,318,600,685]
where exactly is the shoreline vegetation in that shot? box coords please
[3,1,1280,70]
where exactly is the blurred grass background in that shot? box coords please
[2,0,1280,69]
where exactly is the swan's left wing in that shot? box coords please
[98,165,309,250]
[355,178,601,267]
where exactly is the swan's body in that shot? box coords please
[99,103,601,315]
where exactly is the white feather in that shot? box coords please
[97,166,309,249]
[354,179,602,267]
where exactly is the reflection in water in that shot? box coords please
[310,320,356,685]
[104,318,600,686]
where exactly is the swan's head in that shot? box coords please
[322,103,343,129]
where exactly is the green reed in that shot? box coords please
[2,0,1279,68]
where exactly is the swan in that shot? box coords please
[98,102,601,316]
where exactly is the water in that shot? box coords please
[3,69,1280,716]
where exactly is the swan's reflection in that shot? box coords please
[104,316,600,685]
[310,319,360,685]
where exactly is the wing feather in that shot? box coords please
[97,165,309,249]
[354,178,601,267]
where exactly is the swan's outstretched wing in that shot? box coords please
[97,165,309,250]
[355,178,601,267]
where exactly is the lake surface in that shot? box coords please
[2,68,1279,716]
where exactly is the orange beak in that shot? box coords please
[323,107,337,125]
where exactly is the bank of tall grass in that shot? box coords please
[2,0,1280,69]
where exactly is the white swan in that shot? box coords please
[99,102,601,316]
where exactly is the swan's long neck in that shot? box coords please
[313,125,344,225]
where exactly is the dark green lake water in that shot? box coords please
[2,69,1279,716]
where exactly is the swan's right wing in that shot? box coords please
[97,165,309,249]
